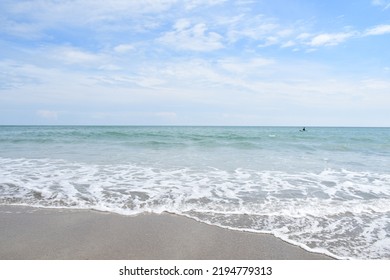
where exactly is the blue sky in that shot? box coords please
[1,0,390,126]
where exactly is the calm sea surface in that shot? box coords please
[1,126,390,259]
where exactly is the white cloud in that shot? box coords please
[49,46,106,66]
[2,1,390,126]
[226,16,280,42]
[0,17,44,39]
[218,57,274,73]
[0,0,230,38]
[308,32,355,46]
[296,33,311,40]
[361,78,390,90]
[0,61,41,89]
[174,18,192,31]
[1,0,179,38]
[98,64,122,71]
[184,0,227,10]
[158,21,224,51]
[371,0,390,9]
[281,40,296,48]
[218,13,306,49]
[258,36,279,47]
[3,52,390,126]
[62,49,100,64]
[297,24,390,48]
[7,0,178,22]
[113,44,135,53]
[364,24,390,36]
[136,77,166,88]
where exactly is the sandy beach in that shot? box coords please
[0,205,332,260]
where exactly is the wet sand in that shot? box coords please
[0,205,333,260]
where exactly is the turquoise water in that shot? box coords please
[1,126,390,259]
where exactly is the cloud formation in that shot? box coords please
[1,0,390,126]
[365,24,390,36]
[159,20,224,51]
[308,32,355,47]
[372,0,390,10]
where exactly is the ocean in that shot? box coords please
[1,126,389,259]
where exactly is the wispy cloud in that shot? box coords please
[53,47,104,65]
[0,61,42,89]
[2,0,390,125]
[113,44,135,53]
[0,0,178,39]
[371,0,390,10]
[3,0,390,53]
[221,14,281,43]
[364,24,390,36]
[183,0,227,10]
[218,57,274,74]
[0,17,44,39]
[307,32,355,47]
[158,20,224,51]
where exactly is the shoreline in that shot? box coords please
[0,205,333,260]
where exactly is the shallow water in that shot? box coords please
[1,126,389,259]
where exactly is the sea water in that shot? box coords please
[1,126,389,259]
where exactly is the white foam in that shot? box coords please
[1,157,390,259]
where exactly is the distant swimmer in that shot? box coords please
[300,127,306,132]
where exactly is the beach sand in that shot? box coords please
[0,205,332,260]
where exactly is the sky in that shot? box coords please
[1,0,390,126]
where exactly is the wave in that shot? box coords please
[1,157,390,259]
